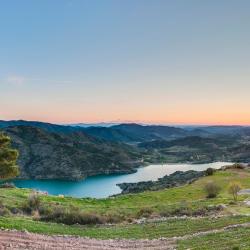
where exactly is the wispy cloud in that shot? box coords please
[6,75,26,85]
[30,78,73,85]
[4,75,73,86]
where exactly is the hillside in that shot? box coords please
[139,135,250,163]
[4,126,142,180]
[1,120,250,143]
[111,123,189,141]
[138,136,223,149]
[0,120,79,134]
[1,120,250,180]
[68,123,192,143]
[1,167,250,249]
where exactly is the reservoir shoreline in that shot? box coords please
[13,162,232,198]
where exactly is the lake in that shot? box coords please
[13,162,231,198]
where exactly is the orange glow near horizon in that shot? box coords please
[2,112,250,126]
[1,1,250,127]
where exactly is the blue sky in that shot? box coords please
[1,0,250,124]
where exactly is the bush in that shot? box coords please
[205,168,215,176]
[228,182,242,202]
[0,207,10,216]
[159,201,192,217]
[232,163,245,169]
[159,207,171,217]
[10,207,22,215]
[204,181,221,198]
[28,193,41,209]
[105,212,124,224]
[159,203,224,217]
[232,246,240,250]
[137,207,153,218]
[40,205,105,225]
[38,204,53,217]
[0,182,16,188]
[22,192,41,213]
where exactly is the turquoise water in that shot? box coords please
[13,162,231,198]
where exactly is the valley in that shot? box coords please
[1,120,250,249]
[0,166,250,249]
[1,120,250,182]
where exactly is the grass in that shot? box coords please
[2,169,250,218]
[1,168,250,249]
[178,226,250,250]
[0,215,250,240]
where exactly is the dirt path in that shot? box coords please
[0,230,176,250]
[1,222,250,250]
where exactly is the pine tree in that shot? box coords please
[0,132,19,179]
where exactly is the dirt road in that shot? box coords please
[0,230,176,250]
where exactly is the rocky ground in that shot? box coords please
[0,230,175,250]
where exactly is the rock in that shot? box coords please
[239,189,250,195]
[117,170,205,194]
[243,199,250,206]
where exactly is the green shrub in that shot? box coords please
[137,207,153,218]
[0,182,16,188]
[40,205,105,225]
[172,201,192,216]
[10,207,22,215]
[105,212,124,224]
[205,168,215,176]
[0,207,10,216]
[38,205,53,217]
[232,246,240,250]
[228,182,242,201]
[159,207,171,217]
[159,203,223,217]
[22,192,41,213]
[204,181,221,198]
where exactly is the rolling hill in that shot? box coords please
[4,126,142,180]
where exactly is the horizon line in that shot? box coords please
[1,119,250,127]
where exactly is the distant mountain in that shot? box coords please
[2,120,249,144]
[0,120,192,143]
[0,120,78,134]
[4,126,142,180]
[194,126,249,135]
[0,121,189,143]
[111,123,189,141]
[82,123,190,143]
[69,122,121,128]
[1,120,250,180]
[138,136,232,149]
[84,126,137,143]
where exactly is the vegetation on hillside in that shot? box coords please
[4,126,141,180]
[0,132,19,179]
[1,121,250,180]
[0,168,249,249]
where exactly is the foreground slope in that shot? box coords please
[1,168,250,248]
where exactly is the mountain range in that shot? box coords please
[1,120,250,180]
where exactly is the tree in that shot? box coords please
[204,181,221,198]
[205,168,215,176]
[228,182,242,202]
[0,132,19,179]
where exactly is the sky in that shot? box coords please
[1,0,250,125]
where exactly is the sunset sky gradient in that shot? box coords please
[1,0,250,125]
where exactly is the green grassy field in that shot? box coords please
[0,215,250,240]
[1,168,250,249]
[1,169,250,217]
[178,226,250,250]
